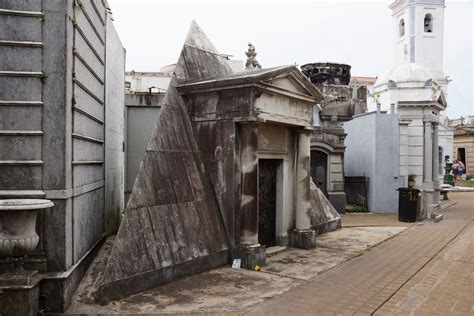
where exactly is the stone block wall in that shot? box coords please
[71,0,108,266]
[0,0,125,311]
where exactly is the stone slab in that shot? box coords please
[0,269,40,286]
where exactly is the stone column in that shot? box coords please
[289,130,316,249]
[399,120,410,187]
[232,122,265,269]
[239,122,259,246]
[423,121,433,186]
[432,123,441,206]
[295,130,312,230]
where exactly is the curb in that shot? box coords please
[441,202,458,210]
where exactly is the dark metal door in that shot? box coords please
[310,150,328,195]
[258,159,278,247]
[345,176,370,209]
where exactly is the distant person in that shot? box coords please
[452,159,460,183]
[458,159,465,180]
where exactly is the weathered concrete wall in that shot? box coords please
[0,0,73,271]
[125,93,163,200]
[0,0,124,311]
[344,111,401,212]
[105,15,125,232]
[187,88,253,245]
[71,0,107,265]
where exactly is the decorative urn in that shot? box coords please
[0,199,54,256]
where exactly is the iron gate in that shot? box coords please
[344,176,370,209]
[258,159,278,247]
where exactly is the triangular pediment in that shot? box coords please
[268,75,314,97]
[256,66,324,101]
[178,65,323,102]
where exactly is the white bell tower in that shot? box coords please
[390,0,447,84]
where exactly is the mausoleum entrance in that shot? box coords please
[258,159,280,247]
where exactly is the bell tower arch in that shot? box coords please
[390,0,446,84]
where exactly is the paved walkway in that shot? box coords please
[66,226,405,314]
[246,192,474,315]
[342,213,414,228]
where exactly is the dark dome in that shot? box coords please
[301,62,351,86]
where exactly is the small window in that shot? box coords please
[388,80,397,88]
[399,19,405,37]
[125,81,131,89]
[424,14,433,33]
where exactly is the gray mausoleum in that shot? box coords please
[0,0,125,313]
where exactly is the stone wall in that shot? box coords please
[0,0,74,272]
[71,0,108,266]
[105,14,125,232]
[0,0,124,311]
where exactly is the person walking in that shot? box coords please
[452,159,460,184]
[458,159,465,182]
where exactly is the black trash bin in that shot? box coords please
[397,188,420,222]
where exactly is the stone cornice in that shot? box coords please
[397,100,446,111]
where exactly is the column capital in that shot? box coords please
[399,119,411,126]
[239,121,259,130]
[294,129,312,135]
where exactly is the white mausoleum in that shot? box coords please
[373,63,446,212]
[349,0,453,214]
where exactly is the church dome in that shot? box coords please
[374,63,434,88]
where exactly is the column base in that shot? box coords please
[428,203,441,219]
[417,192,428,221]
[0,270,42,316]
[289,229,317,249]
[231,244,266,269]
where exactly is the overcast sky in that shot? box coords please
[108,0,473,118]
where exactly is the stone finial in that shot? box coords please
[245,42,262,70]
[350,80,359,100]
